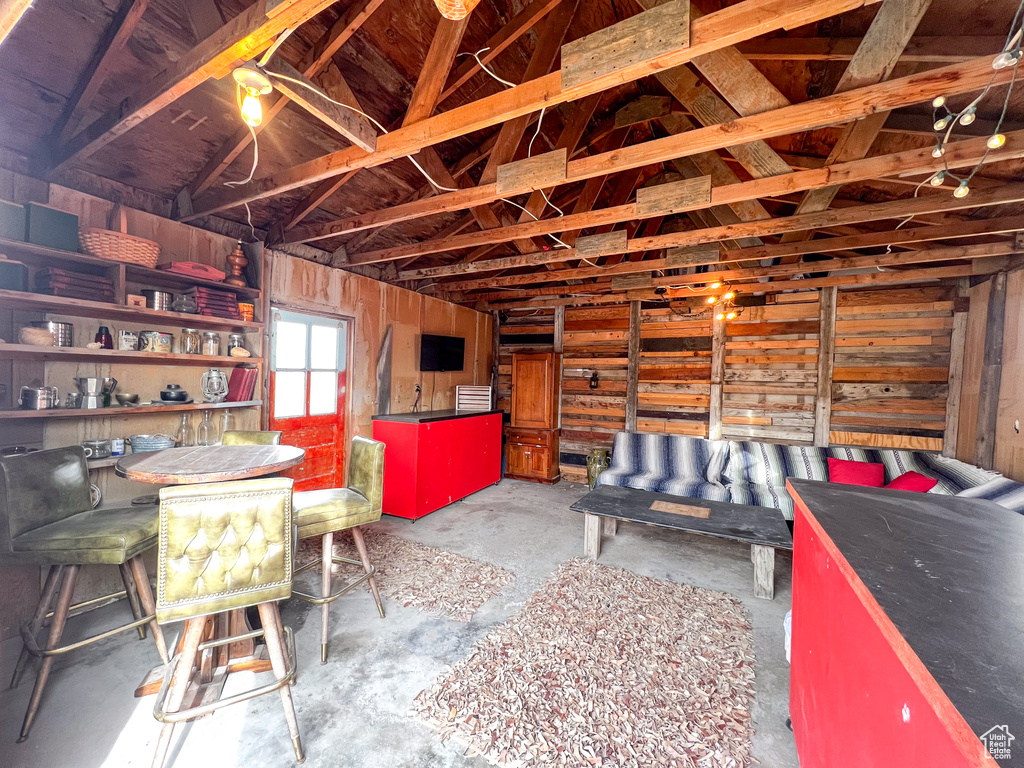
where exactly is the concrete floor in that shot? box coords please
[0,480,798,768]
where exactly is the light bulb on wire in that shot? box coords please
[715,313,725,321]
[726,312,737,320]
[932,96,946,109]
[959,107,977,126]
[707,296,717,305]
[988,133,1007,149]
[933,115,952,131]
[929,171,945,187]
[953,180,971,199]
[723,292,734,300]
[240,88,263,127]
[931,144,945,158]
[993,49,1022,69]
[231,62,273,129]
[710,282,721,290]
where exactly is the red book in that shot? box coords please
[226,366,258,402]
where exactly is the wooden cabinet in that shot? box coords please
[511,352,560,429]
[507,352,560,483]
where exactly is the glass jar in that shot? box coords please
[180,328,201,355]
[201,331,221,356]
[197,410,218,446]
[175,413,195,447]
[220,408,235,438]
[227,333,246,355]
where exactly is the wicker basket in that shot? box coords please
[79,228,161,268]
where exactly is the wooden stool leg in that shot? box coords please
[320,532,332,664]
[10,565,64,690]
[129,556,169,664]
[18,564,78,743]
[152,618,206,768]
[257,602,305,764]
[119,562,147,641]
[351,527,384,619]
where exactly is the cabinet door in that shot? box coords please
[506,443,528,476]
[511,353,557,428]
[529,446,551,478]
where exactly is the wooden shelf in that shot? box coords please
[0,400,261,420]
[0,237,261,298]
[0,343,263,366]
[0,289,262,332]
[86,457,120,469]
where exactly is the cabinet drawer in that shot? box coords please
[505,427,555,448]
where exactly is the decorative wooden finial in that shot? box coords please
[225,241,248,288]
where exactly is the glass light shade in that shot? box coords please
[241,89,263,127]
[929,172,945,187]
[987,133,1007,149]
[953,181,970,199]
[433,0,481,20]
[933,115,952,131]
[959,108,976,126]
[932,96,946,108]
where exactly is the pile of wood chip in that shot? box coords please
[414,559,755,767]
[297,529,514,622]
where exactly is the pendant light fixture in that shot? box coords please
[231,62,273,127]
[433,0,481,20]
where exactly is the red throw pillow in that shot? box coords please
[885,471,938,493]
[827,457,885,487]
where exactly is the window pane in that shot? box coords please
[310,324,338,370]
[275,321,307,370]
[309,371,337,415]
[273,371,306,418]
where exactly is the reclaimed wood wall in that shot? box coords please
[494,284,968,484]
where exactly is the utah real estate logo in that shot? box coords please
[981,725,1015,761]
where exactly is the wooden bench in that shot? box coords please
[570,484,794,599]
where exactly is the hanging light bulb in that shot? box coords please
[710,282,721,290]
[723,292,734,300]
[931,144,945,158]
[929,171,946,187]
[715,313,725,321]
[953,180,971,198]
[932,96,946,109]
[933,115,952,131]
[959,107,977,126]
[231,62,273,128]
[987,133,1007,149]
[240,88,263,127]
[707,296,717,304]
[993,49,1022,69]
[433,0,481,19]
[726,312,737,320]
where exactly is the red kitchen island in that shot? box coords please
[787,479,1024,768]
[371,409,503,520]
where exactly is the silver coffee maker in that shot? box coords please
[73,377,117,409]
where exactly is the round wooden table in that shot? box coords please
[118,442,306,699]
[115,444,305,484]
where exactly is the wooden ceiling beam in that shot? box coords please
[180,0,387,201]
[736,36,1006,63]
[401,182,1024,284]
[347,131,1024,265]
[438,0,563,104]
[185,0,887,220]
[0,0,32,46]
[49,0,151,145]
[48,0,345,174]
[283,52,1015,248]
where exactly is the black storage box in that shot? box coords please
[24,203,79,252]
[0,258,28,291]
[0,200,25,242]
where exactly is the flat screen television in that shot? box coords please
[420,334,465,372]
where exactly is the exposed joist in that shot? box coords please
[50,0,151,144]
[48,0,344,174]
[348,131,1024,265]
[282,55,1013,247]
[184,0,887,220]
[181,0,387,198]
[736,36,1005,62]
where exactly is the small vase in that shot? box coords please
[197,410,218,446]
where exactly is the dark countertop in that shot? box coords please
[371,408,504,424]
[789,479,1024,752]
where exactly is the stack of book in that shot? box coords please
[184,286,242,319]
[226,364,259,402]
[35,267,116,302]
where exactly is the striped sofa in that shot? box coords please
[596,432,1024,520]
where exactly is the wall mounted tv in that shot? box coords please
[420,334,465,372]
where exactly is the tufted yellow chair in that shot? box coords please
[221,430,283,446]
[291,435,386,663]
[151,477,304,767]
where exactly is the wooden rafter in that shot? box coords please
[736,36,1005,63]
[181,0,388,200]
[183,0,887,220]
[49,0,151,144]
[47,0,346,174]
[0,0,32,46]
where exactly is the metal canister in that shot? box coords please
[110,438,125,457]
[180,328,201,355]
[30,321,73,347]
[18,386,59,410]
[227,333,245,355]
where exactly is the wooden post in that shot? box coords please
[625,300,641,431]
[490,310,501,407]
[943,278,969,458]
[553,305,564,429]
[814,286,837,447]
[709,315,726,439]
[583,513,602,559]
[752,544,776,600]
[975,271,1007,469]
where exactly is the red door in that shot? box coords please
[269,309,348,491]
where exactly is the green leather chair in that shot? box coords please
[0,447,168,743]
[151,477,304,767]
[221,430,283,446]
[292,435,386,663]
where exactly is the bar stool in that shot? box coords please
[221,430,283,445]
[0,447,168,742]
[292,436,386,663]
[151,477,304,768]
